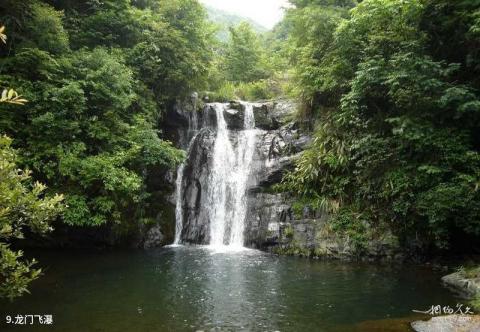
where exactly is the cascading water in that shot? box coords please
[205,103,233,246]
[226,103,256,246]
[173,163,185,245]
[174,102,257,248]
[173,106,200,245]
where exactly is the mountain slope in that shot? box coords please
[205,6,268,42]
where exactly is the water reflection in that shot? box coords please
[166,246,283,330]
[0,247,458,332]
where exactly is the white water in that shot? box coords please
[206,104,233,246]
[173,163,185,245]
[228,103,256,246]
[174,102,257,249]
[206,103,257,248]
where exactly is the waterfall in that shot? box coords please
[206,103,234,246]
[173,102,257,249]
[228,103,256,246]
[173,107,200,245]
[206,103,257,248]
[173,164,185,245]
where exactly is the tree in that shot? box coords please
[0,136,64,300]
[0,25,64,300]
[223,22,269,83]
[0,0,211,232]
[282,0,480,251]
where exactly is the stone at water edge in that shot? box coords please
[442,271,480,299]
[411,315,480,332]
[143,224,165,249]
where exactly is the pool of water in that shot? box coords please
[0,246,458,331]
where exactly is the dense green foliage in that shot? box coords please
[0,0,213,229]
[282,0,480,251]
[223,22,269,83]
[0,25,64,300]
[1,0,480,299]
[0,136,64,299]
[208,20,283,101]
[0,0,213,297]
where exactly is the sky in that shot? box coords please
[199,0,290,29]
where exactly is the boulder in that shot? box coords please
[253,103,275,129]
[411,315,480,332]
[223,107,245,130]
[143,225,165,249]
[253,100,298,130]
[442,271,480,298]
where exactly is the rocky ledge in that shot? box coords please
[411,315,480,332]
[442,270,480,299]
[237,99,403,261]
[161,97,404,260]
[244,191,402,261]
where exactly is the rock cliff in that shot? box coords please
[162,98,401,260]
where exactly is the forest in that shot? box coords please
[1,0,480,331]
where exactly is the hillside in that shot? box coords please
[205,6,268,42]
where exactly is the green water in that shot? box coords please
[0,246,457,331]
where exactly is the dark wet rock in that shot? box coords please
[143,225,165,249]
[253,103,275,129]
[244,185,401,260]
[244,192,294,248]
[166,105,190,128]
[442,272,480,299]
[241,99,400,260]
[164,99,217,149]
[251,122,311,188]
[212,100,248,130]
[229,100,244,111]
[411,315,480,332]
[202,105,217,128]
[167,98,401,260]
[179,128,216,244]
[223,106,245,130]
[257,155,298,187]
[253,100,297,130]
[261,124,312,158]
